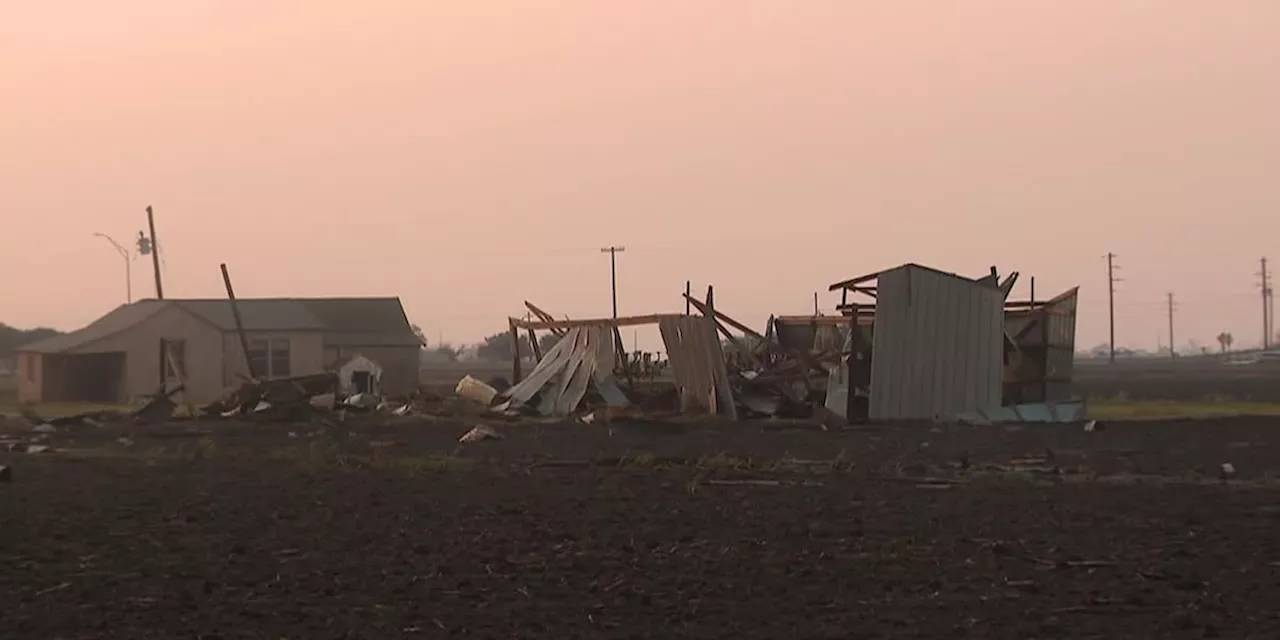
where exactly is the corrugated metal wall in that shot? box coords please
[869,265,1004,420]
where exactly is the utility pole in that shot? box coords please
[93,233,132,303]
[600,245,626,360]
[1107,253,1121,364]
[1260,257,1272,349]
[1166,292,1176,359]
[143,205,164,299]
[600,246,625,319]
[813,292,819,316]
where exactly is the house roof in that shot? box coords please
[295,298,422,347]
[173,299,327,331]
[18,301,169,354]
[19,297,421,354]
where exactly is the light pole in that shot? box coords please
[94,232,132,303]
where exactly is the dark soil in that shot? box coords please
[5,416,1280,638]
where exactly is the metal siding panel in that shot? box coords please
[871,265,1005,420]
[869,268,908,419]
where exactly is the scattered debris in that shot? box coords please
[455,375,499,406]
[0,465,10,482]
[459,425,503,443]
[1220,462,1236,480]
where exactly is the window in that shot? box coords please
[270,339,291,377]
[163,340,186,379]
[247,338,291,378]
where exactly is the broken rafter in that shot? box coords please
[682,294,773,347]
[511,313,684,331]
[827,269,885,292]
[523,301,566,337]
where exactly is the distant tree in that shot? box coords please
[1216,332,1234,353]
[537,332,561,354]
[0,322,63,356]
[428,344,460,362]
[475,331,532,361]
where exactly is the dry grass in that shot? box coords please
[1089,399,1280,420]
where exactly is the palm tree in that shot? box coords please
[1216,332,1234,353]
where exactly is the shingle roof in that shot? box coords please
[19,297,421,354]
[173,299,326,331]
[298,298,421,347]
[18,301,169,354]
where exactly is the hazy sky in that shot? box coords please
[3,1,1278,352]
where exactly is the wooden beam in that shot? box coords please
[523,301,565,337]
[682,294,770,344]
[704,285,737,420]
[828,269,885,292]
[775,315,873,326]
[219,263,257,380]
[527,327,542,361]
[511,313,682,331]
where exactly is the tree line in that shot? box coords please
[0,323,62,357]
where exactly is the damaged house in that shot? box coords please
[16,297,422,405]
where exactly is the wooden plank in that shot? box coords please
[511,313,681,331]
[775,315,873,326]
[683,295,772,346]
[556,326,600,415]
[523,301,566,337]
[527,327,542,361]
[704,286,737,420]
[549,328,592,413]
[502,328,579,407]
[660,317,709,414]
[219,263,257,380]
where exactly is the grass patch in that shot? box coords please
[0,401,137,418]
[1089,399,1280,420]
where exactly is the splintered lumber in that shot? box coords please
[703,286,737,420]
[511,313,684,331]
[683,295,773,348]
[523,301,566,337]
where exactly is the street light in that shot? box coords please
[94,233,132,303]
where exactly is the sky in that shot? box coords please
[2,1,1278,353]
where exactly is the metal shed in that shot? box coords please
[844,264,1005,420]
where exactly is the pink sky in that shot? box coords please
[3,2,1278,353]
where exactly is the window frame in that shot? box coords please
[246,337,291,378]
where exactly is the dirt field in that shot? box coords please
[5,413,1280,638]
[1074,359,1280,402]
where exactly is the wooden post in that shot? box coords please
[146,206,164,299]
[508,319,522,383]
[220,263,257,380]
[703,285,737,420]
[845,306,860,424]
[527,327,542,361]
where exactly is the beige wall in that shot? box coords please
[64,304,226,404]
[327,345,420,396]
[221,331,324,384]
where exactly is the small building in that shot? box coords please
[336,354,382,396]
[16,297,422,405]
[830,263,1006,421]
